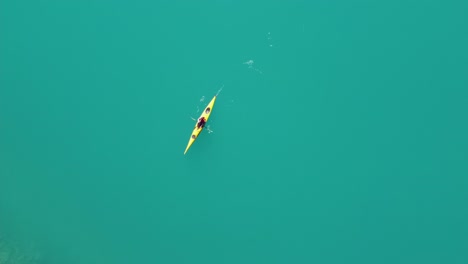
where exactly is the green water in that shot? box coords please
[1,0,467,263]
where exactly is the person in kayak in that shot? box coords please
[197,117,206,129]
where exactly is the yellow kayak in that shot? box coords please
[184,95,217,154]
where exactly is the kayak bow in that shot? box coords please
[184,95,217,155]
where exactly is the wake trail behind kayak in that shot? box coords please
[216,85,224,96]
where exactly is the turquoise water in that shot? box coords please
[1,0,467,263]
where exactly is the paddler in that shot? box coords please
[197,117,206,129]
[196,107,211,129]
